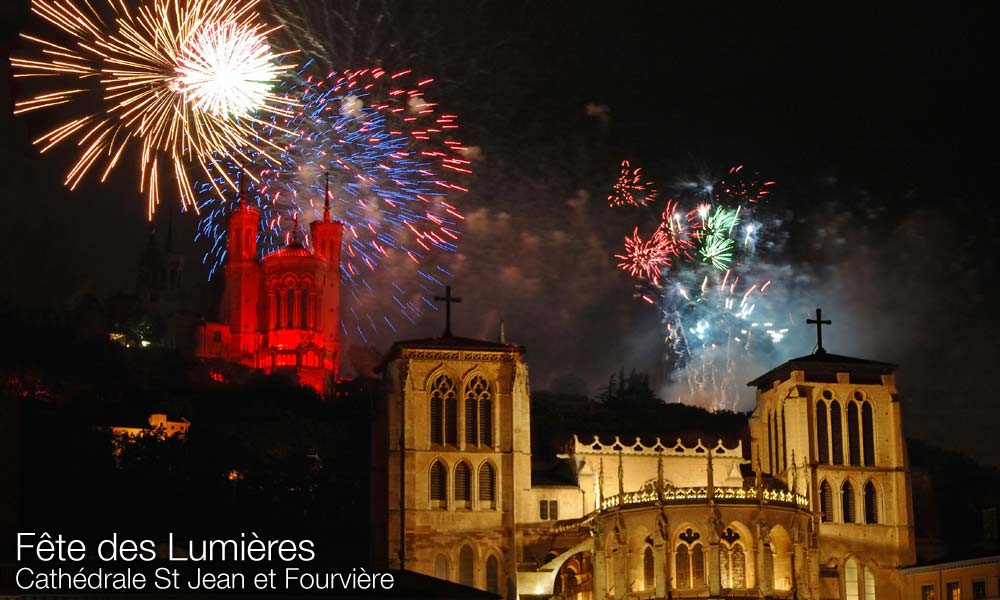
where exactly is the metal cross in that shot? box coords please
[807,308,832,353]
[434,286,462,337]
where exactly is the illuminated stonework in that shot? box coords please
[374,343,916,600]
[195,203,344,394]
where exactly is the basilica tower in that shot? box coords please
[221,197,260,358]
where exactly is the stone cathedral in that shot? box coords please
[371,312,915,600]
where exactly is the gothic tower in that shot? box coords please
[372,323,532,599]
[748,313,915,600]
[309,174,344,372]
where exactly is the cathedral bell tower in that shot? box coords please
[747,309,915,600]
[221,172,261,360]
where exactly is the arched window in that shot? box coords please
[459,545,474,588]
[486,556,499,594]
[820,480,834,522]
[862,401,876,466]
[464,376,491,446]
[731,544,746,588]
[816,401,829,464]
[848,402,861,466]
[864,566,876,600]
[674,545,690,589]
[845,558,860,600]
[478,463,495,506]
[781,406,788,472]
[864,481,878,524]
[430,375,456,446]
[273,293,282,330]
[720,540,747,589]
[455,462,471,505]
[643,546,655,591]
[299,288,309,328]
[768,413,776,474]
[842,481,857,523]
[285,289,295,328]
[830,401,844,465]
[446,394,457,446]
[465,390,477,445]
[479,393,493,447]
[435,554,448,580]
[691,543,704,587]
[430,461,447,507]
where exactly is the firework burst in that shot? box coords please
[610,162,781,410]
[609,160,658,207]
[195,63,471,341]
[11,0,293,218]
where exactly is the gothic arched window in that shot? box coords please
[731,544,746,588]
[430,460,447,508]
[299,287,309,328]
[865,566,877,600]
[486,556,499,594]
[842,481,857,523]
[816,401,830,464]
[674,545,690,589]
[781,406,788,472]
[455,462,471,505]
[845,558,860,600]
[285,289,295,328]
[643,546,655,591]
[830,400,844,465]
[691,543,704,587]
[464,376,492,447]
[273,293,282,330]
[430,375,457,446]
[459,545,474,588]
[862,401,876,466]
[848,401,861,466]
[478,462,495,506]
[435,554,448,580]
[864,481,879,524]
[820,480,834,522]
[674,529,704,589]
[768,412,776,474]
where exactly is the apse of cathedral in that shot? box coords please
[370,310,916,600]
[195,180,344,395]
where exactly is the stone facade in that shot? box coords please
[373,336,917,600]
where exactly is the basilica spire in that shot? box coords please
[323,171,331,222]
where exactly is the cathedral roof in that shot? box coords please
[377,335,524,371]
[393,335,524,352]
[262,246,313,260]
[746,350,897,390]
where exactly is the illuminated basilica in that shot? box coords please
[195,186,344,394]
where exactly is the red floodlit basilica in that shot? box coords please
[196,179,344,394]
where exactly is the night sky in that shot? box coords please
[2,2,997,463]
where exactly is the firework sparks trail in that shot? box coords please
[608,160,658,207]
[610,162,782,410]
[11,0,293,218]
[194,63,471,342]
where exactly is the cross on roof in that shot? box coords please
[434,286,462,337]
[806,308,832,354]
